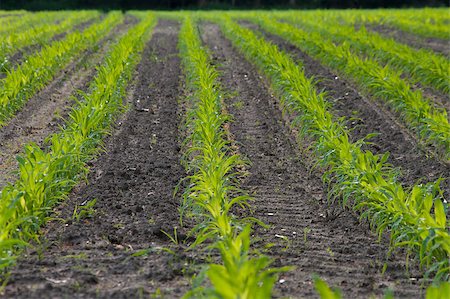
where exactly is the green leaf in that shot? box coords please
[426,282,450,299]
[434,199,446,228]
[313,276,342,299]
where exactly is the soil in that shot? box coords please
[52,17,100,42]
[367,24,450,57]
[0,18,446,299]
[0,17,134,189]
[2,19,195,299]
[240,21,450,198]
[200,22,424,299]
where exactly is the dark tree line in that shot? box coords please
[1,0,448,10]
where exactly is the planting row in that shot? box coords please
[174,12,449,295]
[276,12,450,96]
[0,10,448,297]
[0,11,100,73]
[322,8,450,39]
[0,11,61,36]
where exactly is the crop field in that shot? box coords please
[0,8,449,298]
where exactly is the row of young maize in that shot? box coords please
[322,8,450,40]
[369,13,450,40]
[0,11,62,35]
[214,17,449,282]
[277,13,450,95]
[178,16,288,298]
[0,12,156,280]
[0,9,447,297]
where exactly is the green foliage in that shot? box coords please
[0,11,63,36]
[426,281,450,299]
[364,10,450,39]
[280,13,450,95]
[0,11,99,73]
[305,9,450,39]
[72,198,97,222]
[0,8,447,296]
[206,227,291,299]
[313,277,342,299]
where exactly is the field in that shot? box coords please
[0,8,449,298]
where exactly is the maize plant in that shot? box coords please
[0,11,121,127]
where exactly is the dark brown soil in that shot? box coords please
[52,17,100,42]
[2,20,195,298]
[367,24,450,57]
[200,22,424,299]
[3,44,42,75]
[0,19,133,189]
[241,22,450,197]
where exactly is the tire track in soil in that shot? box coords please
[2,20,192,298]
[200,23,423,298]
[0,16,135,189]
[241,22,450,197]
[367,24,450,58]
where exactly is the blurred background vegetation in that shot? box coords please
[0,0,448,10]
